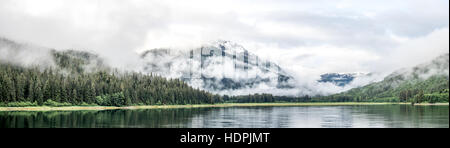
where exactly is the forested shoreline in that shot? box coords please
[0,63,222,107]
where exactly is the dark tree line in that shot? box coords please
[399,89,448,104]
[0,63,222,106]
[224,93,312,103]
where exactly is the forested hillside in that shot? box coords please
[0,62,221,107]
[328,54,449,103]
[51,49,110,74]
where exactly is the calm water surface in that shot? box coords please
[1,105,448,128]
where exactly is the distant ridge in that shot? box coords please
[318,73,368,87]
[335,53,449,101]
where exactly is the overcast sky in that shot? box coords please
[0,0,449,78]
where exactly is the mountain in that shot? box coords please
[0,37,108,73]
[140,40,295,91]
[318,73,368,87]
[334,53,449,102]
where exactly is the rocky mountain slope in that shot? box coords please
[140,40,295,90]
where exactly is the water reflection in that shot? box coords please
[0,108,212,128]
[0,105,448,128]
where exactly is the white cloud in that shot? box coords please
[0,0,448,96]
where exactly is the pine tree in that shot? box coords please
[0,75,6,103]
[35,81,44,105]
[43,80,51,102]
[15,74,25,101]
[87,82,96,104]
[28,78,35,101]
[72,89,78,104]
[4,75,16,102]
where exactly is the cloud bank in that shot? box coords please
[0,0,448,96]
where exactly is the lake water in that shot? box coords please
[1,105,448,128]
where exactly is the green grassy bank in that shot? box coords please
[1,102,448,111]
